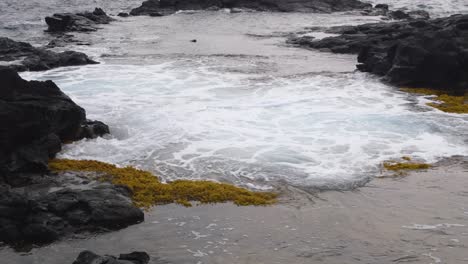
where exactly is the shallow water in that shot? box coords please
[22,62,468,190]
[17,11,468,191]
[0,0,142,43]
[3,0,468,262]
[2,159,468,264]
[5,1,468,189]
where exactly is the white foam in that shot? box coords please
[402,223,466,230]
[21,63,468,188]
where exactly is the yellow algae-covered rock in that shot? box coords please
[401,88,468,114]
[49,159,277,209]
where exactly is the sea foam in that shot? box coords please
[22,62,468,190]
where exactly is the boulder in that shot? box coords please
[73,251,150,264]
[0,67,109,181]
[288,14,468,94]
[0,68,143,249]
[0,174,144,247]
[130,0,372,16]
[118,12,130,17]
[45,8,114,33]
[0,37,98,71]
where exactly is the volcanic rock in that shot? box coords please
[0,37,97,71]
[46,8,114,33]
[288,14,468,94]
[130,0,372,16]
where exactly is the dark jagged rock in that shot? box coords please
[0,174,144,247]
[46,34,91,48]
[118,12,130,17]
[360,4,430,20]
[288,14,468,94]
[73,251,150,264]
[0,37,98,71]
[130,0,372,16]
[387,9,430,20]
[45,8,114,33]
[0,68,142,248]
[0,67,108,182]
[78,120,110,139]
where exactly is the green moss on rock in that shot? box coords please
[49,159,277,209]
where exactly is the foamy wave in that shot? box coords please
[21,63,468,189]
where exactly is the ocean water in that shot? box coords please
[22,62,468,189]
[0,0,142,42]
[1,0,467,42]
[6,0,468,190]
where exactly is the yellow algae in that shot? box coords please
[427,94,468,114]
[383,161,431,171]
[49,159,277,209]
[400,88,468,114]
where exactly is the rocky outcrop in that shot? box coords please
[0,37,97,71]
[73,251,150,264]
[45,8,114,33]
[130,0,372,16]
[361,4,430,20]
[0,174,144,247]
[0,67,108,182]
[288,14,468,94]
[0,68,144,248]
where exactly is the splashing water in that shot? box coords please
[22,62,468,190]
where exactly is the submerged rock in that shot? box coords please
[288,14,468,94]
[118,12,130,17]
[45,8,114,33]
[130,0,372,16]
[0,37,97,71]
[73,251,150,264]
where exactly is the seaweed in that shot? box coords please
[49,159,277,209]
[401,88,468,114]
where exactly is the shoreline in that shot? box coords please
[1,1,467,263]
[2,155,467,263]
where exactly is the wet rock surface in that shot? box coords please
[0,68,142,249]
[360,4,430,20]
[288,14,468,94]
[0,67,108,179]
[73,251,150,264]
[45,8,114,33]
[0,37,97,71]
[0,173,144,248]
[130,0,372,16]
